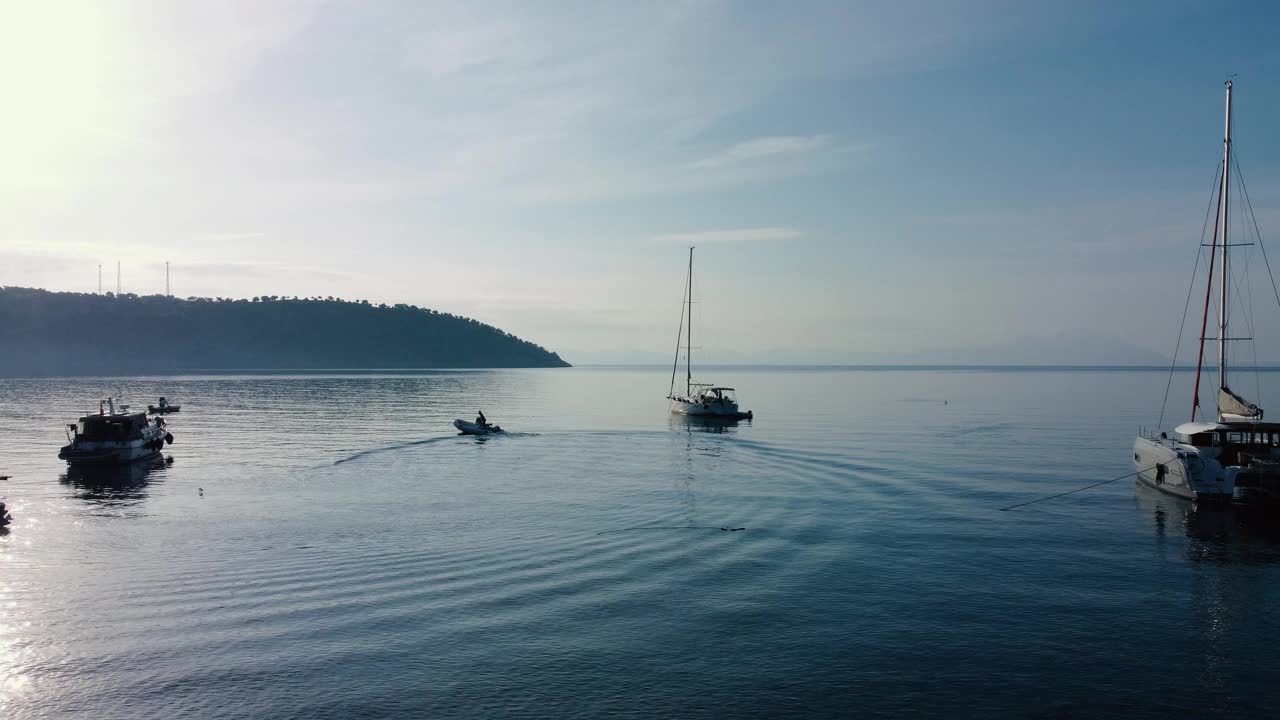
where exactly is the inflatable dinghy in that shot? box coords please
[453,419,504,436]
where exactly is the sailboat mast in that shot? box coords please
[1192,170,1223,422]
[1218,80,1233,393]
[686,246,693,397]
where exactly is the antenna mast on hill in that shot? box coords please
[98,264,102,294]
[166,261,170,296]
[116,262,121,294]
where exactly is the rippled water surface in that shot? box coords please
[2,367,1279,718]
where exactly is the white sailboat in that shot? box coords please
[667,247,754,419]
[1134,81,1280,504]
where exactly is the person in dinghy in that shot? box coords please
[453,411,504,435]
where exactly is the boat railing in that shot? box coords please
[1139,426,1169,442]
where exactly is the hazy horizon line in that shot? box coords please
[7,364,1280,379]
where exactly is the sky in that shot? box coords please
[4,1,1280,364]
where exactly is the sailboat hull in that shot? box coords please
[669,398,753,419]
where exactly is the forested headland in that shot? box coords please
[0,287,569,376]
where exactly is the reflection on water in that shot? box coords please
[60,456,171,506]
[1134,483,1280,713]
[1137,483,1280,563]
[670,415,748,434]
[1184,505,1280,564]
[677,434,699,527]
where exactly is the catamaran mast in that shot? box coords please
[686,246,693,397]
[1218,80,1233,393]
[1191,169,1223,422]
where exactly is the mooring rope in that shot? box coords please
[999,467,1157,511]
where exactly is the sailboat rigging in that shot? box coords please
[667,247,754,420]
[1134,81,1280,504]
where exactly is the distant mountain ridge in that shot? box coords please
[0,287,569,376]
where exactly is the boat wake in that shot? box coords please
[334,432,542,465]
[334,436,459,465]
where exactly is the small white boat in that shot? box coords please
[666,247,754,419]
[453,419,504,435]
[59,398,174,465]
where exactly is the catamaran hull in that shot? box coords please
[1133,437,1234,502]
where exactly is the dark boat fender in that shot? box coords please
[165,433,174,445]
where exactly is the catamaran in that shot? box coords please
[1134,81,1280,504]
[666,247,753,420]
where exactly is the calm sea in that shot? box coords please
[1,366,1278,718]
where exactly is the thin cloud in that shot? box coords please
[652,227,802,244]
[692,134,832,169]
[198,232,268,242]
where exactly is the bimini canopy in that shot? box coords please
[1219,386,1263,420]
[1174,421,1228,436]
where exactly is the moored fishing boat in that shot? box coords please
[59,398,174,465]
